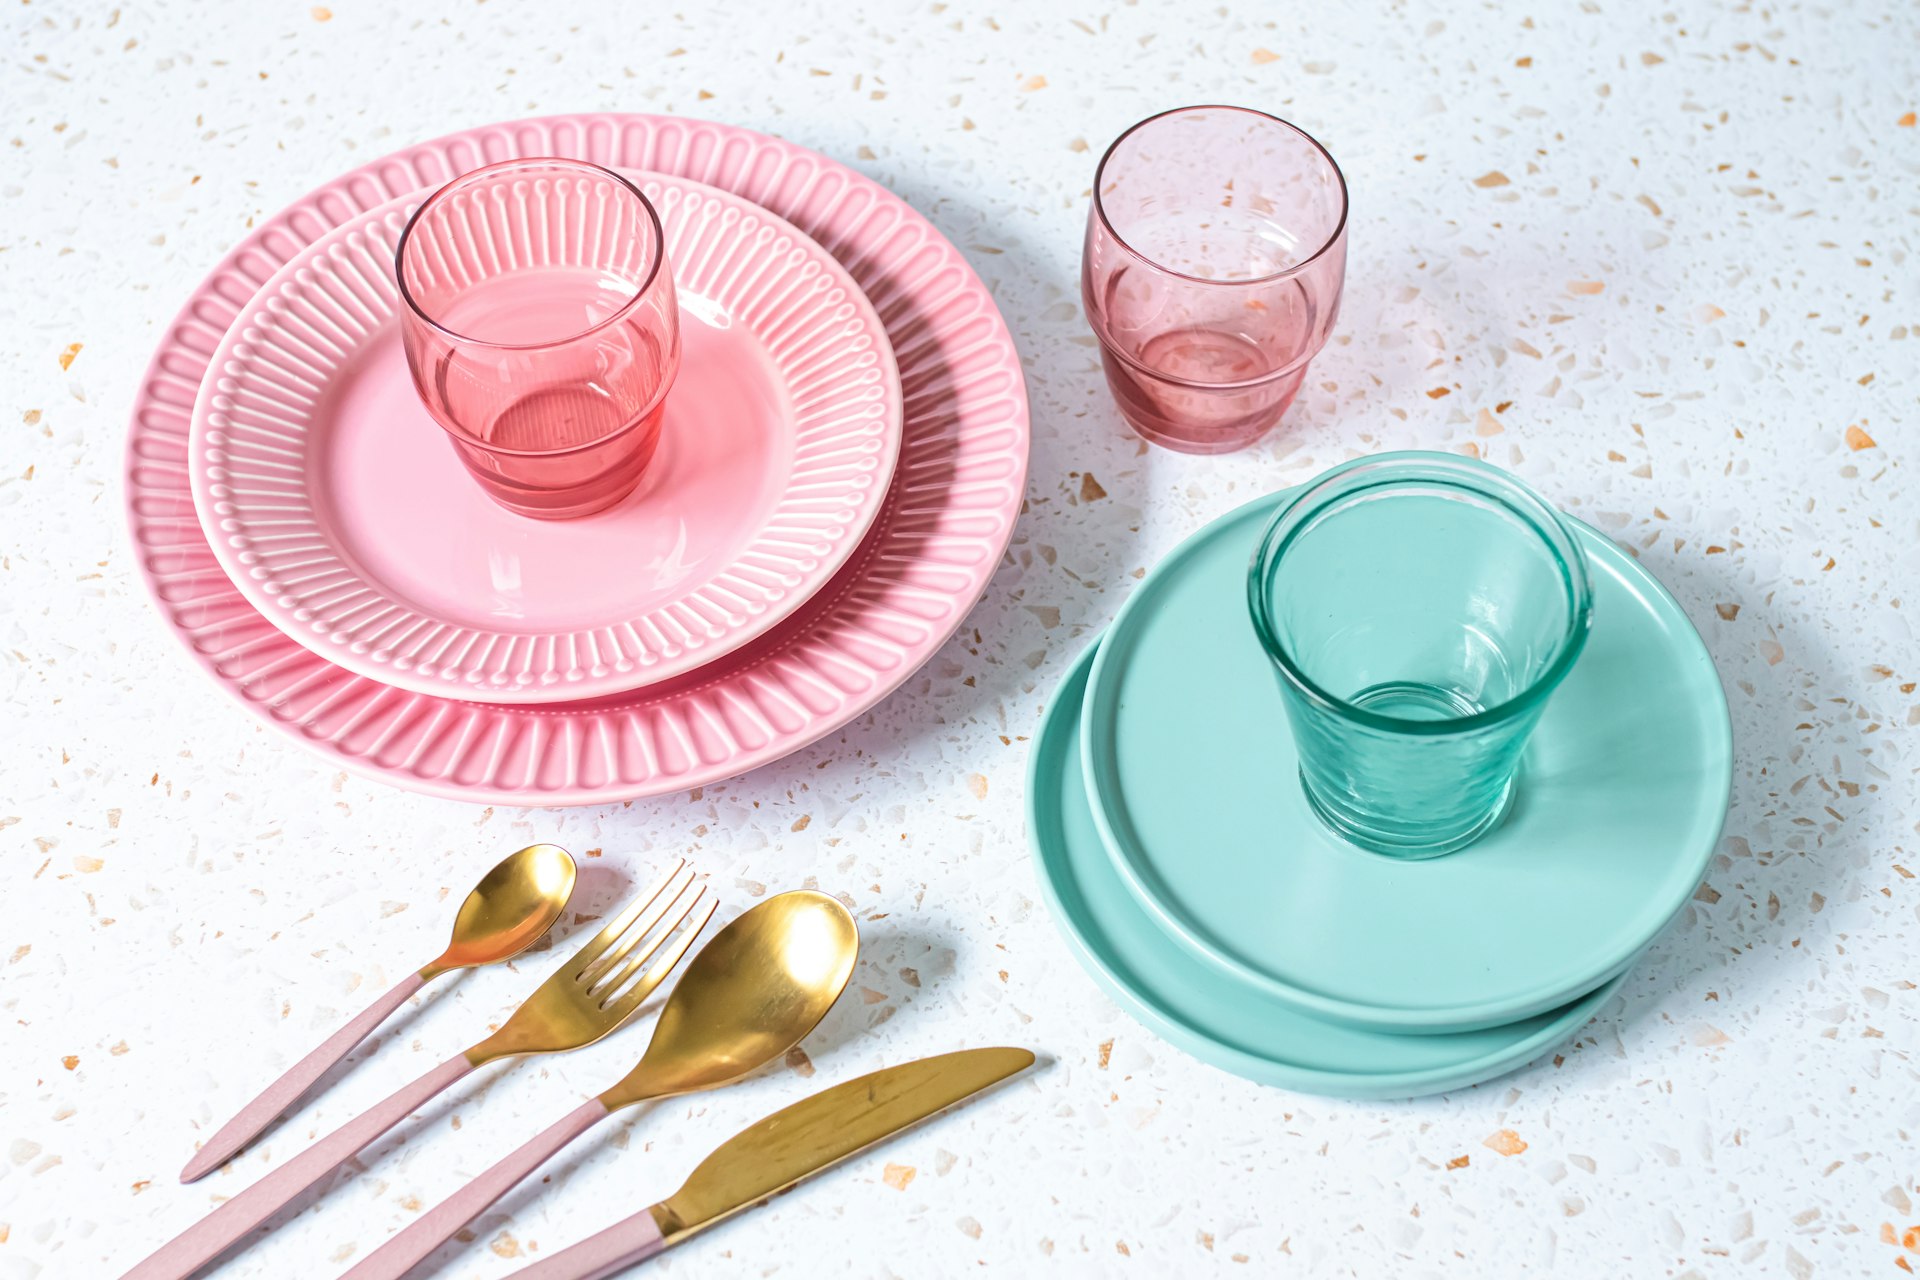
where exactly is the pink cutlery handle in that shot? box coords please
[504,1209,667,1280]
[122,1053,474,1280]
[341,1099,610,1280]
[182,970,430,1183]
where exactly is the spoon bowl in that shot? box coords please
[603,890,859,1106]
[428,843,578,977]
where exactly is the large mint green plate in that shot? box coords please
[1028,641,1630,1098]
[1082,493,1732,1034]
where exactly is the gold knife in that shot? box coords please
[504,1047,1036,1280]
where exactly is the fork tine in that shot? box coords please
[588,884,707,1001]
[575,860,690,984]
[568,858,683,977]
[605,895,716,1017]
[579,866,695,989]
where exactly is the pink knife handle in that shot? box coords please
[341,1098,610,1280]
[182,971,431,1183]
[121,1054,474,1280]
[504,1209,667,1280]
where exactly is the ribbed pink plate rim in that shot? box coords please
[125,114,1030,805]
[189,171,904,703]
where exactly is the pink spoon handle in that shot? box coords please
[341,1099,610,1280]
[122,1054,474,1280]
[504,1209,666,1280]
[182,971,430,1183]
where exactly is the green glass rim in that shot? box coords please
[1246,451,1595,737]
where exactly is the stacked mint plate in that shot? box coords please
[1027,492,1732,1098]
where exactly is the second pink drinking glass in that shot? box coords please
[396,158,680,519]
[1083,106,1348,454]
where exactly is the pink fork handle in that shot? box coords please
[122,1053,474,1280]
[341,1098,611,1280]
[504,1209,667,1280]
[182,970,431,1183]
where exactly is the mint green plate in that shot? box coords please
[1082,493,1732,1034]
[1029,641,1631,1098]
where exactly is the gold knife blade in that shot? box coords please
[647,1046,1035,1244]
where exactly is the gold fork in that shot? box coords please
[123,860,715,1280]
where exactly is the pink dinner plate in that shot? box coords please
[191,173,903,703]
[126,114,1029,804]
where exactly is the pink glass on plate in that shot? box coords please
[1082,105,1348,455]
[396,157,680,518]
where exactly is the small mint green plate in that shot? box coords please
[1028,641,1630,1098]
[1083,493,1731,1034]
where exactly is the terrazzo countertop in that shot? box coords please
[3,1,1915,1276]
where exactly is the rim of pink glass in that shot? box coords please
[1090,104,1350,292]
[394,156,668,354]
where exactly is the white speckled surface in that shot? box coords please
[3,1,1915,1277]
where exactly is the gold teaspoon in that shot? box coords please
[179,843,576,1182]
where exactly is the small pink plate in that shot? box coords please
[127,115,1028,803]
[192,173,901,703]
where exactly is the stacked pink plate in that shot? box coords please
[128,115,1030,804]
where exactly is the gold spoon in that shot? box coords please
[340,890,859,1280]
[179,843,577,1183]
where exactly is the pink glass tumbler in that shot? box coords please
[1083,106,1348,454]
[396,158,680,519]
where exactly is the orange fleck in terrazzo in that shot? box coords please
[1483,1130,1528,1157]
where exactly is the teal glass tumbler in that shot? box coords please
[1248,452,1594,859]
